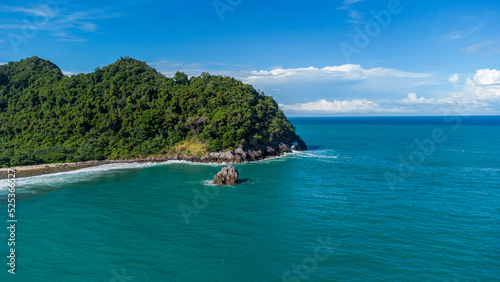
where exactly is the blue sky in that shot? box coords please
[1,0,499,116]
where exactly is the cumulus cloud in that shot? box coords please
[368,68,500,114]
[449,74,459,83]
[396,69,500,109]
[464,80,500,101]
[434,69,500,105]
[473,68,500,86]
[444,69,500,103]
[428,68,500,113]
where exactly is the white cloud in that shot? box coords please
[399,69,500,108]
[364,68,500,113]
[449,74,459,83]
[62,70,78,76]
[281,90,497,115]
[398,93,436,104]
[394,91,489,115]
[464,78,500,101]
[396,69,500,108]
[280,99,377,112]
[0,5,122,41]
[279,99,409,114]
[245,64,430,83]
[474,69,500,86]
[0,62,5,65]
[448,69,500,102]
[436,68,500,108]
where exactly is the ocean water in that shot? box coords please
[1,116,499,281]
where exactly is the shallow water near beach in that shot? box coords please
[1,116,499,281]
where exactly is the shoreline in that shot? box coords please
[0,142,302,179]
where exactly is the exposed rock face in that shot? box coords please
[107,139,307,165]
[199,139,307,164]
[212,165,239,185]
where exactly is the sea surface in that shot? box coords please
[1,116,499,281]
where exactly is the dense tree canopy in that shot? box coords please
[0,56,304,167]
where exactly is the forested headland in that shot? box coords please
[0,56,306,167]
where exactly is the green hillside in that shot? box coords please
[0,56,306,167]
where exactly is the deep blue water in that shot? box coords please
[1,116,499,281]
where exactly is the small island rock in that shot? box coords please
[212,165,239,185]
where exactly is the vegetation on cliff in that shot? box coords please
[0,56,305,167]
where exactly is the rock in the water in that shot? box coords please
[212,165,239,185]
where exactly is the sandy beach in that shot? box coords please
[0,160,119,179]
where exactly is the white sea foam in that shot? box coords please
[293,150,340,160]
[0,160,235,185]
[0,162,167,192]
[202,180,216,186]
[0,158,242,192]
[201,179,247,186]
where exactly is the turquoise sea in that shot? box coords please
[1,116,499,281]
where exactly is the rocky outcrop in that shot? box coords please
[98,139,305,165]
[198,139,307,164]
[212,165,239,185]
